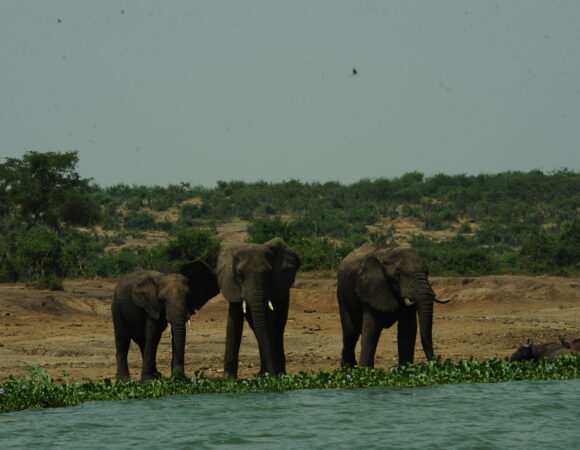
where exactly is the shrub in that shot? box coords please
[248,217,302,244]
[458,222,472,234]
[292,238,352,271]
[90,250,140,278]
[519,221,580,274]
[410,235,498,276]
[123,212,157,231]
[164,228,221,268]
[180,203,206,220]
[19,225,67,282]
[35,274,64,291]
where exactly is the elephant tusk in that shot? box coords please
[242,301,247,314]
[403,297,415,306]
[433,297,451,304]
[268,300,274,311]
[187,320,192,329]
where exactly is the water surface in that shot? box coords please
[2,379,579,449]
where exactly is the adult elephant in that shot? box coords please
[112,261,219,381]
[337,243,450,368]
[217,238,301,378]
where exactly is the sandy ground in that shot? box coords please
[0,275,579,383]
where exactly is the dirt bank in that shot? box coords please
[1,275,578,382]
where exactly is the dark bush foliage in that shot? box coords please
[163,228,222,268]
[0,151,100,228]
[519,221,580,274]
[1,152,578,279]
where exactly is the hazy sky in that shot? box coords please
[1,1,579,187]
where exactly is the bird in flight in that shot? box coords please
[350,68,358,78]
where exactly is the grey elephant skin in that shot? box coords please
[112,261,219,381]
[337,243,450,368]
[510,339,578,362]
[216,238,301,378]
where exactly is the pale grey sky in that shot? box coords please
[1,1,579,187]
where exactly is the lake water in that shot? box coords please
[1,379,579,449]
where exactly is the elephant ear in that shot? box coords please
[180,260,220,310]
[265,238,301,289]
[375,248,402,281]
[132,274,162,320]
[216,246,242,303]
[355,255,399,313]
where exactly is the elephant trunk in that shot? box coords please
[413,273,436,361]
[246,277,278,375]
[171,322,187,379]
[249,299,278,374]
[416,299,434,361]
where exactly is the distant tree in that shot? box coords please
[0,151,99,227]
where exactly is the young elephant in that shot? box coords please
[112,261,219,381]
[509,339,577,362]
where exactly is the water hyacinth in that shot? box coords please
[1,356,579,414]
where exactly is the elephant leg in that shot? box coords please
[112,311,132,381]
[359,307,383,368]
[338,302,361,368]
[273,297,289,374]
[170,322,187,379]
[224,302,244,378]
[397,306,417,366]
[140,320,164,381]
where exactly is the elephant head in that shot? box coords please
[131,260,219,378]
[354,246,449,362]
[217,238,300,376]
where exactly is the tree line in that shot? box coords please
[0,151,578,287]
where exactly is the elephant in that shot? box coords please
[216,238,301,378]
[337,243,450,368]
[112,261,219,381]
[510,339,577,362]
[559,335,580,352]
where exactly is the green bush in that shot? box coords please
[410,235,498,276]
[163,228,221,268]
[248,217,302,244]
[180,203,206,220]
[292,238,353,271]
[19,225,67,281]
[125,196,143,211]
[519,221,580,274]
[458,222,472,234]
[90,250,140,278]
[123,212,157,231]
[35,274,64,291]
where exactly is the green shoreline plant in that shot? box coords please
[1,356,579,414]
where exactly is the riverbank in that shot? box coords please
[1,275,579,382]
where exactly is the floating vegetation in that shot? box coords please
[1,356,579,414]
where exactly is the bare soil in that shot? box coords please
[1,275,579,383]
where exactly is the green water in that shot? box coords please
[1,379,579,449]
